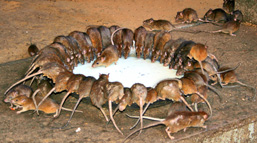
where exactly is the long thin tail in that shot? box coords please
[111,27,126,45]
[130,102,151,130]
[126,114,164,122]
[4,71,43,95]
[123,122,163,142]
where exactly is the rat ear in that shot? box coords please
[101,56,105,61]
[180,12,183,16]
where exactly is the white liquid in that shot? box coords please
[73,49,181,88]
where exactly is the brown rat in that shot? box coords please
[92,45,119,68]
[155,79,194,111]
[143,18,175,31]
[151,32,172,63]
[169,40,195,70]
[211,19,241,36]
[48,42,73,71]
[184,71,223,102]
[53,74,86,118]
[204,8,228,23]
[86,27,103,57]
[109,25,123,58]
[98,26,112,50]
[129,87,158,130]
[187,43,208,74]
[62,76,96,128]
[223,0,235,13]
[163,38,186,67]
[125,111,208,141]
[180,77,212,116]
[69,31,93,63]
[134,26,147,58]
[143,32,155,60]
[122,28,134,59]
[175,8,199,23]
[105,81,124,135]
[130,83,147,133]
[218,66,256,98]
[4,84,33,108]
[90,74,109,121]
[11,95,82,115]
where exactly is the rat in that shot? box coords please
[4,84,33,108]
[143,18,175,31]
[211,19,241,36]
[175,8,200,23]
[54,74,86,118]
[98,26,112,50]
[134,26,147,58]
[143,32,155,60]
[105,81,124,135]
[62,76,96,128]
[129,87,158,130]
[155,79,194,112]
[151,32,172,63]
[223,0,235,13]
[92,45,119,68]
[187,43,209,74]
[218,66,256,98]
[86,27,103,57]
[163,38,186,67]
[109,25,123,58]
[203,8,228,23]
[11,95,82,115]
[124,111,208,141]
[90,74,110,121]
[180,77,212,117]
[69,31,93,63]
[122,28,134,59]
[184,71,223,102]
[130,83,148,133]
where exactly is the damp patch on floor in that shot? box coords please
[73,49,182,88]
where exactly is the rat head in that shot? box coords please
[99,73,109,81]
[143,18,154,28]
[151,49,159,63]
[83,48,92,63]
[117,44,123,58]
[124,46,130,59]
[11,95,28,105]
[136,46,143,58]
[204,9,213,20]
[198,111,209,120]
[163,56,171,67]
[143,47,150,60]
[92,56,106,68]
[4,90,19,103]
[175,11,183,22]
[232,10,243,22]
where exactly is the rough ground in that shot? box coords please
[0,0,257,143]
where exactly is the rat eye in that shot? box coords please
[96,62,99,65]
[16,99,18,101]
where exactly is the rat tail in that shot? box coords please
[123,122,163,142]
